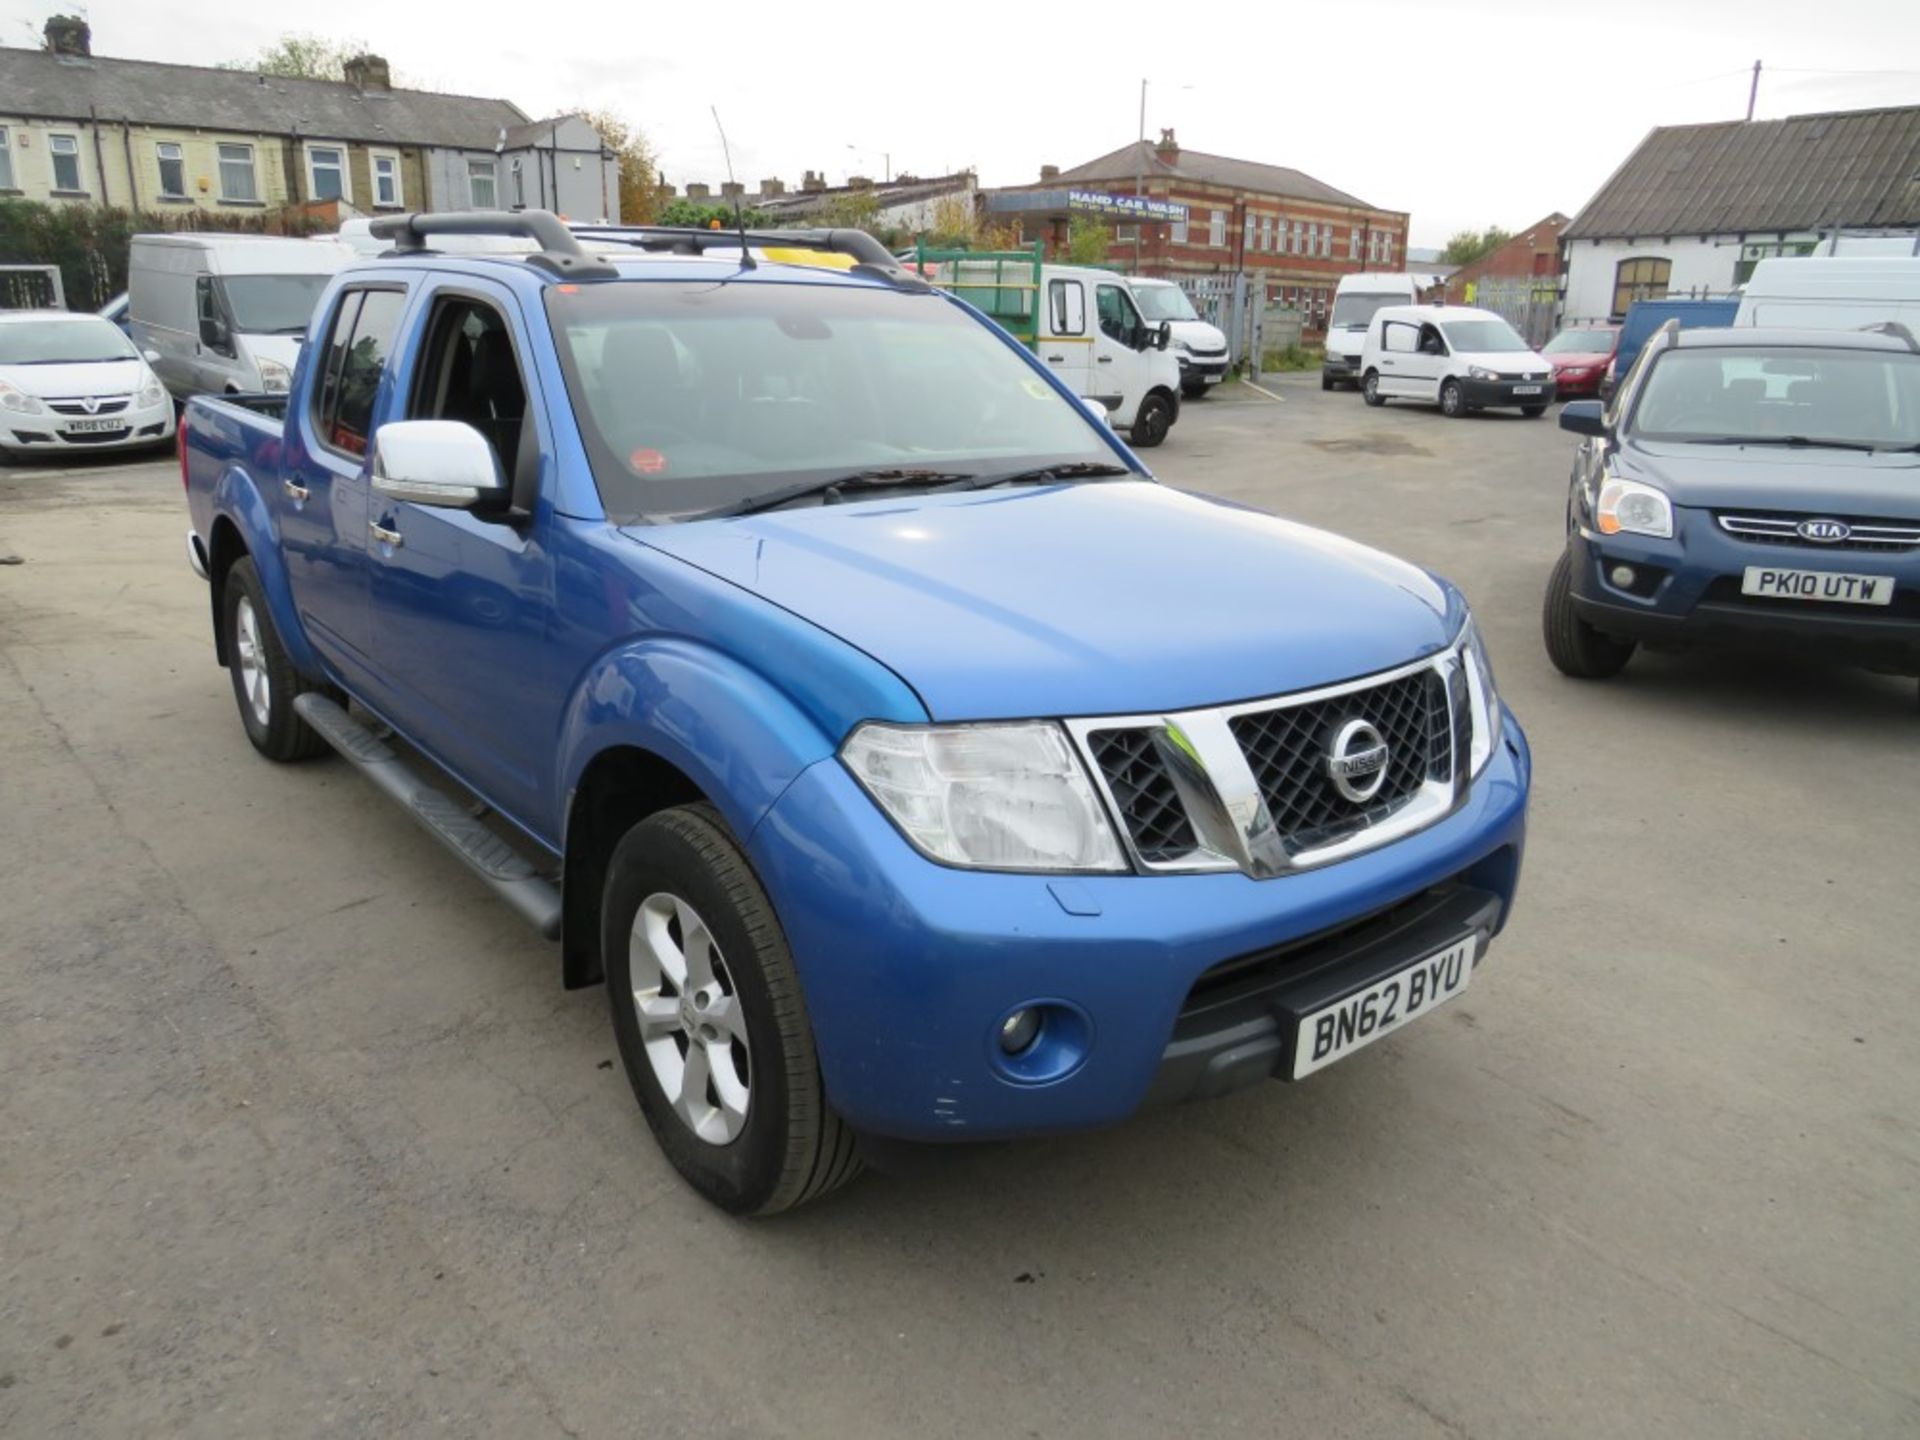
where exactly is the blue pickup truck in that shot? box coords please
[180,212,1531,1214]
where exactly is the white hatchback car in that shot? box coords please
[1358,304,1556,418]
[0,311,176,461]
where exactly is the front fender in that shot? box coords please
[554,637,926,848]
[211,465,325,678]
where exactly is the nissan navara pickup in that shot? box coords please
[180,212,1531,1214]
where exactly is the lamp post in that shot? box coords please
[1132,78,1193,273]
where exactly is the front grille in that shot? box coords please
[59,428,134,445]
[1230,669,1448,852]
[1717,512,1920,554]
[1088,728,1199,863]
[1494,371,1549,383]
[47,396,130,416]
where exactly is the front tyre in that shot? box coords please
[1440,379,1466,418]
[603,804,859,1215]
[1320,371,1335,392]
[1362,371,1385,407]
[1131,392,1174,448]
[223,556,332,761]
[1542,548,1637,679]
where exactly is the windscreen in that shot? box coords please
[0,318,138,365]
[546,280,1117,522]
[1329,291,1403,329]
[1133,285,1200,323]
[1631,347,1920,448]
[1441,318,1530,353]
[219,275,333,335]
[1544,328,1617,355]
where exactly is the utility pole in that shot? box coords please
[1746,60,1761,121]
[1134,77,1146,273]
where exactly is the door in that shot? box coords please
[363,284,562,829]
[1402,321,1448,403]
[1375,319,1426,397]
[1038,277,1092,400]
[280,283,409,686]
[1093,281,1149,424]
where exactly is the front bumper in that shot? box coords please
[1551,367,1604,398]
[1569,521,1920,674]
[1459,377,1556,408]
[747,717,1530,1142]
[4,399,175,454]
[1177,354,1230,386]
[1322,354,1363,381]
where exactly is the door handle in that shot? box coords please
[1096,356,1113,364]
[369,520,404,548]
[1046,354,1065,364]
[283,478,309,503]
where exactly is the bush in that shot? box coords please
[1260,343,1323,373]
[0,199,327,310]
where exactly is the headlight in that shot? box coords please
[0,379,46,415]
[1172,339,1193,354]
[842,721,1126,872]
[1595,476,1673,539]
[1467,365,1498,381]
[258,358,292,393]
[137,374,166,407]
[1458,619,1502,778]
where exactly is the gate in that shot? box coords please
[1172,273,1253,368]
[1466,275,1558,347]
[0,264,66,311]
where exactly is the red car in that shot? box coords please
[1542,324,1620,400]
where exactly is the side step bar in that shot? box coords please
[293,694,562,939]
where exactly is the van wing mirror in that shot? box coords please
[371,420,510,511]
[1559,400,1607,438]
[1154,320,1172,351]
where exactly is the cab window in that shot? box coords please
[1049,279,1086,337]
[1095,284,1141,345]
[311,287,406,459]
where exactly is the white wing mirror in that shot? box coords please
[370,420,509,511]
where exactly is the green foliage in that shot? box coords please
[1260,343,1322,373]
[0,199,326,310]
[1065,216,1110,266]
[220,33,379,80]
[656,200,774,230]
[1441,226,1514,267]
[579,109,666,225]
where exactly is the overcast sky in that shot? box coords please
[6,0,1917,246]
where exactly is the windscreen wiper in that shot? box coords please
[692,468,978,520]
[1691,435,1879,453]
[962,461,1137,490]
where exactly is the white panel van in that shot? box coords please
[1323,273,1423,390]
[1734,257,1920,332]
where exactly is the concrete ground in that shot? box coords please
[2,380,1916,1439]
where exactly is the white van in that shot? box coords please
[1358,304,1555,418]
[130,234,355,399]
[1734,256,1920,332]
[1323,273,1423,390]
[1127,277,1230,397]
[931,259,1183,446]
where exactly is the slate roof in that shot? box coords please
[0,45,527,148]
[1565,105,1920,240]
[1054,141,1380,212]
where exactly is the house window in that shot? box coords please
[1260,215,1272,252]
[1208,208,1225,248]
[468,158,498,209]
[155,142,186,198]
[1171,207,1188,244]
[49,133,82,192]
[1320,224,1332,257]
[1381,235,1393,266]
[1244,212,1255,251]
[218,143,258,202]
[1286,220,1298,254]
[511,159,525,209]
[371,151,402,208]
[0,127,13,191]
[1348,226,1360,261]
[306,145,345,202]
[1612,256,1672,316]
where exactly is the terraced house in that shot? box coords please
[0,17,621,223]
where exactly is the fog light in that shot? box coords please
[998,1008,1042,1055]
[1610,565,1637,589]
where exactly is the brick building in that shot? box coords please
[1045,130,1410,334]
[1433,213,1569,303]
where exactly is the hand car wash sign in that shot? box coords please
[1069,189,1189,224]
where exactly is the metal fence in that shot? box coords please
[0,264,65,311]
[1172,273,1253,366]
[1465,276,1559,347]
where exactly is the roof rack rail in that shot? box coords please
[366,209,619,281]
[1861,319,1918,352]
[569,225,926,289]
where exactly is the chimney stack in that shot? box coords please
[1154,127,1179,164]
[720,181,745,200]
[43,15,91,57]
[801,169,827,193]
[759,177,786,196]
[342,53,392,92]
[1040,164,1060,182]
[685,182,711,201]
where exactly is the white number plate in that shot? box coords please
[1741,566,1894,607]
[63,418,123,435]
[1292,937,1475,1079]
[1512,385,1543,396]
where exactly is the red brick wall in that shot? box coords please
[1439,214,1568,300]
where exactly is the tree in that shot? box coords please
[222,33,377,80]
[579,109,667,226]
[1442,226,1513,267]
[1066,215,1110,266]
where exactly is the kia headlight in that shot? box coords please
[842,722,1126,872]
[1457,619,1502,778]
[1595,476,1673,539]
[258,358,292,393]
[0,378,46,415]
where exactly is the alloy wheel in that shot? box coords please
[630,892,752,1145]
[233,596,271,727]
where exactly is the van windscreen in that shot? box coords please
[1329,292,1403,329]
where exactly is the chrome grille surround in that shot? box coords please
[1716,512,1920,553]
